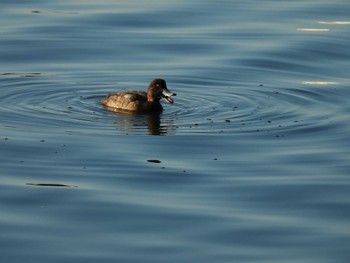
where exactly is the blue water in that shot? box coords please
[1,1,350,262]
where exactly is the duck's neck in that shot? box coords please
[147,90,160,102]
[143,101,163,112]
[147,94,155,102]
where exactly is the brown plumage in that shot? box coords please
[101,79,176,112]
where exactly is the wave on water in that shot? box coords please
[0,73,346,139]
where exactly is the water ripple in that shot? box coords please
[0,74,346,138]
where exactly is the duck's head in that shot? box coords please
[147,79,176,103]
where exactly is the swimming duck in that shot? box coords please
[101,79,176,112]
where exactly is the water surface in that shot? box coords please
[1,1,350,262]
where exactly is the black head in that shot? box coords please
[147,79,176,103]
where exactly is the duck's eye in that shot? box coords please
[156,84,160,87]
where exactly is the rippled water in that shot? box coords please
[1,1,350,262]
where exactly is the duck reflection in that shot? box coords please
[104,106,175,135]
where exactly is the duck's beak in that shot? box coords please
[162,88,176,104]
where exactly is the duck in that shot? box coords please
[101,79,176,112]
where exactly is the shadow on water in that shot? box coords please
[102,106,175,135]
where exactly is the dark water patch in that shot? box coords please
[26,183,77,188]
[1,72,44,77]
[147,159,161,163]
[31,10,79,15]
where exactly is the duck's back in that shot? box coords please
[101,90,148,111]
